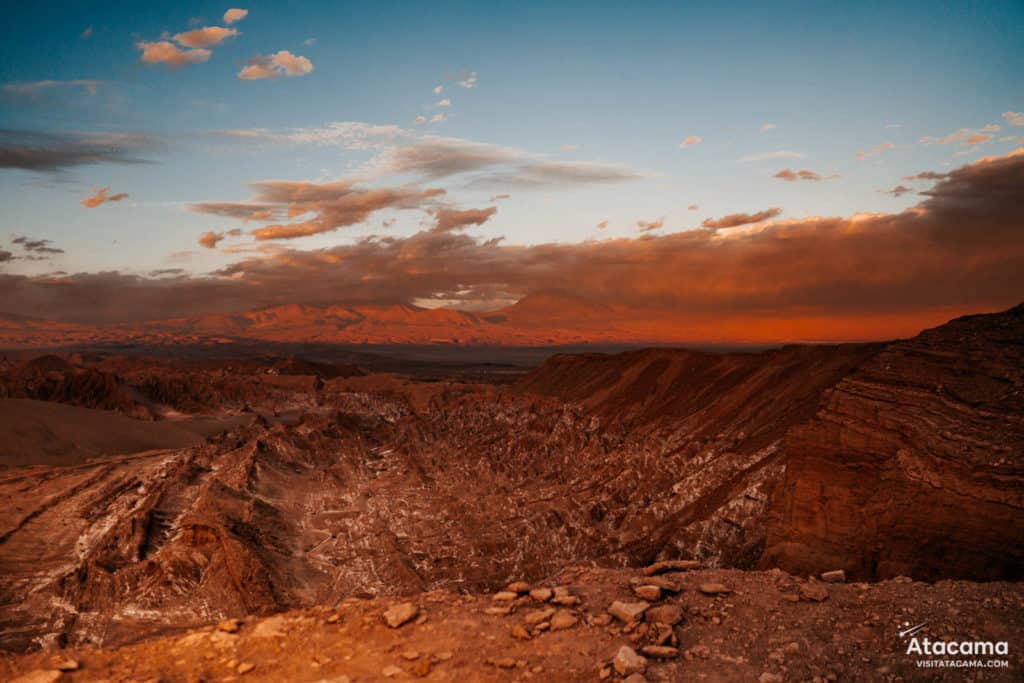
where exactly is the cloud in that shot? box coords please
[433,206,497,233]
[597,220,608,230]
[173,26,239,48]
[1004,112,1024,127]
[0,130,155,173]
[702,207,782,229]
[560,144,578,151]
[81,26,93,39]
[149,268,186,277]
[687,204,699,211]
[436,98,451,107]
[433,85,443,95]
[920,127,999,146]
[211,123,648,191]
[430,113,446,123]
[198,231,225,249]
[238,50,313,79]
[855,142,896,159]
[773,168,838,182]
[450,70,477,88]
[137,40,211,67]
[739,150,805,162]
[223,8,249,25]
[760,123,776,132]
[489,194,511,201]
[4,149,1023,334]
[680,136,702,148]
[304,37,316,46]
[0,250,13,263]
[4,80,104,97]
[12,236,64,255]
[192,179,447,241]
[81,187,129,208]
[370,136,646,189]
[886,184,914,197]
[902,171,947,182]
[637,218,664,232]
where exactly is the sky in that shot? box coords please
[0,1,1022,340]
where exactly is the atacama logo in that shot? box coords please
[898,621,1010,670]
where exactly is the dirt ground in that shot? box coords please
[2,566,1020,683]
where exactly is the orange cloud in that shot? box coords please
[193,180,447,240]
[773,169,838,182]
[680,136,702,148]
[136,41,211,67]
[433,206,497,233]
[223,8,249,25]
[80,187,129,208]
[702,207,781,229]
[198,231,224,249]
[238,51,313,80]
[173,26,239,48]
[637,218,664,232]
[855,142,895,160]
[5,149,1022,340]
[920,127,998,146]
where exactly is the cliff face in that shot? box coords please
[763,304,1024,581]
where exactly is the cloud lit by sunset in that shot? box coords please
[1,2,1022,344]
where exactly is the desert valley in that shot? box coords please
[0,303,1021,681]
[2,2,1023,680]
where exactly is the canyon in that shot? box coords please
[0,304,1021,681]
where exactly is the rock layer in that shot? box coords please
[763,304,1024,581]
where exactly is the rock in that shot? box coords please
[524,607,556,625]
[53,659,79,672]
[699,583,732,595]
[613,646,647,676]
[624,675,648,683]
[506,581,530,593]
[250,615,288,638]
[550,610,578,630]
[237,662,255,674]
[759,673,784,683]
[529,588,553,602]
[800,584,829,602]
[413,658,432,677]
[512,625,532,640]
[633,575,681,592]
[383,602,419,628]
[643,560,701,575]
[217,618,242,633]
[552,595,581,606]
[762,306,1024,583]
[633,585,662,601]
[608,600,650,622]
[401,650,420,660]
[486,657,517,669]
[382,665,403,677]
[644,604,684,625]
[9,672,65,683]
[492,591,518,602]
[641,645,679,659]
[484,606,512,616]
[821,570,846,583]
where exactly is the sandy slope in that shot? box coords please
[0,399,203,467]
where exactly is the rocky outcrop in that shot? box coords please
[763,304,1024,581]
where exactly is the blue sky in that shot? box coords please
[0,0,1022,326]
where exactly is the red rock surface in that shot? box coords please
[763,304,1024,581]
